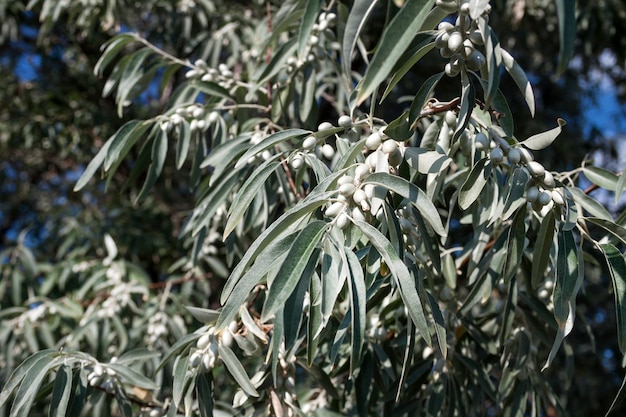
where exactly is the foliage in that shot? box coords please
[1,0,626,416]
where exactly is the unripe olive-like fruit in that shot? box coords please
[399,218,413,232]
[542,171,556,188]
[355,163,371,180]
[352,206,367,222]
[302,135,317,151]
[318,121,334,131]
[449,55,465,72]
[469,30,484,45]
[466,50,486,70]
[474,132,489,150]
[322,143,335,159]
[440,47,454,59]
[519,147,534,163]
[445,62,460,77]
[352,188,368,205]
[338,115,352,127]
[462,39,475,58]
[365,132,383,150]
[444,110,457,128]
[526,186,540,203]
[197,334,211,350]
[460,130,472,156]
[339,183,356,197]
[291,155,303,169]
[435,31,450,48]
[93,364,104,376]
[526,186,539,202]
[507,148,521,164]
[438,21,454,31]
[326,202,345,218]
[526,161,546,177]
[489,147,504,163]
[456,15,470,29]
[336,212,349,229]
[338,175,354,186]
[201,351,213,370]
[551,189,565,205]
[436,0,459,13]
[189,352,202,368]
[447,32,464,52]
[192,107,204,119]
[381,139,399,154]
[221,330,233,347]
[208,111,220,123]
[538,191,552,205]
[388,148,404,166]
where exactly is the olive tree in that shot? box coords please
[2,0,626,416]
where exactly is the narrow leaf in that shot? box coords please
[532,210,556,289]
[599,243,626,353]
[403,148,451,175]
[520,118,566,150]
[500,48,535,116]
[224,160,280,239]
[568,186,613,221]
[356,0,436,105]
[555,0,576,77]
[345,249,366,373]
[459,157,492,210]
[354,220,432,346]
[408,72,444,128]
[583,166,619,191]
[185,306,221,324]
[262,221,328,320]
[49,365,73,417]
[364,172,445,236]
[235,129,310,169]
[218,344,259,397]
[553,230,579,326]
[298,0,322,60]
[342,0,380,76]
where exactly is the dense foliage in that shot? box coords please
[1,0,626,416]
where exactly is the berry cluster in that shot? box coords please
[286,12,337,74]
[434,0,489,77]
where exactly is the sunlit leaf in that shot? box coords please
[520,118,566,150]
[356,0,436,105]
[354,220,431,346]
[218,344,259,397]
[364,172,445,236]
[459,157,492,210]
[262,220,328,321]
[224,160,281,239]
[342,0,380,77]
